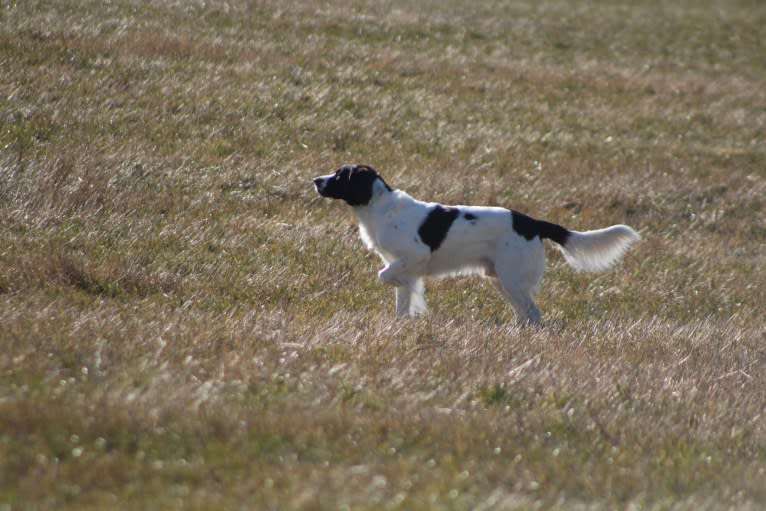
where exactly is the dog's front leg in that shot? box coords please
[378,258,425,288]
[376,228,429,317]
[379,259,428,318]
[378,260,409,287]
[376,225,429,287]
[394,279,427,317]
[395,285,412,318]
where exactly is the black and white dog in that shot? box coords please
[313,164,640,324]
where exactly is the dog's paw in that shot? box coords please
[378,267,406,287]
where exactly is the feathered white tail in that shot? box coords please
[558,225,640,272]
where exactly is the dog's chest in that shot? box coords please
[358,221,379,252]
[358,219,398,262]
[357,209,420,262]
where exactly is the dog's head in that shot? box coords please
[313,164,392,206]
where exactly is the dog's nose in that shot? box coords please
[313,177,325,192]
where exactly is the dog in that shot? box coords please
[313,164,640,324]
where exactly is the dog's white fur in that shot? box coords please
[314,165,640,324]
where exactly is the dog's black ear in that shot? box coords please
[344,166,377,206]
[356,165,393,193]
[334,165,352,182]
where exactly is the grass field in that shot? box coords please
[1,0,765,509]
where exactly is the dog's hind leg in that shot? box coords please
[509,289,541,326]
[492,278,542,325]
[491,236,545,325]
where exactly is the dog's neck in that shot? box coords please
[347,179,392,254]
[351,181,399,248]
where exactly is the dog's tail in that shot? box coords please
[513,211,640,272]
[552,224,641,272]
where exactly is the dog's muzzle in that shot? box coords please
[313,176,328,195]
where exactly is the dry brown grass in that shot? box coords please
[1,0,765,509]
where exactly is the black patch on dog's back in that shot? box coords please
[463,212,478,224]
[510,211,538,241]
[419,206,460,252]
[511,210,570,246]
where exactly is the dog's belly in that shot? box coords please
[424,241,496,278]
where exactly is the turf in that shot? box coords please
[1,0,765,509]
